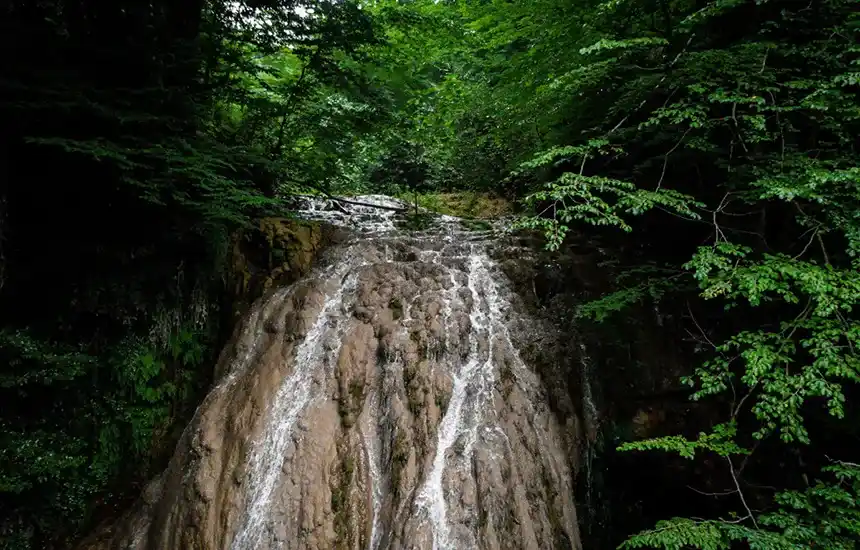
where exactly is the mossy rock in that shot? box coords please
[227,217,331,321]
[389,297,403,320]
[391,429,410,494]
[394,211,435,231]
[331,453,355,547]
[461,219,494,232]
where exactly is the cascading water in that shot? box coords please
[79,196,583,550]
[417,252,499,549]
[231,267,357,550]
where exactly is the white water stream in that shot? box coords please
[231,267,356,550]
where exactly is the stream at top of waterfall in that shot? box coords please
[79,196,583,550]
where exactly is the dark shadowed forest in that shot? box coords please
[1,0,859,548]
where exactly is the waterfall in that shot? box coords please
[231,267,356,550]
[82,196,583,550]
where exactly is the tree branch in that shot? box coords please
[727,456,758,528]
[607,33,695,135]
[657,128,691,190]
[294,191,407,212]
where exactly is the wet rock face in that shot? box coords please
[79,197,582,550]
[227,217,343,324]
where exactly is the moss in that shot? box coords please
[435,388,451,413]
[400,192,512,219]
[461,218,493,231]
[402,361,415,387]
[391,430,410,494]
[393,432,409,465]
[499,364,515,398]
[227,217,328,321]
[479,504,489,531]
[389,297,403,320]
[401,361,424,417]
[501,506,517,534]
[408,388,423,417]
[331,486,344,514]
[338,379,366,429]
[348,379,364,403]
[545,490,562,544]
[394,211,435,231]
[338,400,354,428]
[257,218,321,275]
[331,455,355,548]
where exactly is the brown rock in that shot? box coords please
[79,212,582,550]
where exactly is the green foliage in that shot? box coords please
[367,139,433,196]
[0,331,96,388]
[576,266,685,322]
[685,243,860,437]
[619,517,789,550]
[622,463,860,550]
[761,463,860,548]
[619,422,748,459]
[579,37,669,56]
[400,192,511,219]
[517,170,701,249]
[0,318,213,545]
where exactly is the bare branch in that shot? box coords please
[721,514,753,525]
[733,380,758,419]
[793,201,831,265]
[294,191,406,212]
[759,48,769,73]
[330,197,406,212]
[817,232,831,265]
[657,128,691,190]
[727,456,758,528]
[794,227,821,260]
[687,485,737,497]
[730,103,750,153]
[826,455,860,468]
[687,302,718,350]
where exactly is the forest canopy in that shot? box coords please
[1,0,859,548]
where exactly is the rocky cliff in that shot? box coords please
[78,197,582,550]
